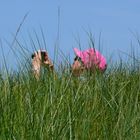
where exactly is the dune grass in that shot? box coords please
[0,29,140,139]
[0,59,140,140]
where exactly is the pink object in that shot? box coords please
[74,48,107,71]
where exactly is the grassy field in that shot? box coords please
[0,60,140,140]
[0,30,140,139]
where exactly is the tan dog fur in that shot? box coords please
[32,50,53,79]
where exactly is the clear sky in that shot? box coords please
[0,0,140,69]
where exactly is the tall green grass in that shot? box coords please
[0,63,140,139]
[0,31,140,139]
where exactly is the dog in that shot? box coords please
[31,48,107,79]
[71,48,107,76]
[31,50,54,79]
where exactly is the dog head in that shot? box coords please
[71,56,85,76]
[31,50,48,62]
[31,50,53,79]
[72,48,107,76]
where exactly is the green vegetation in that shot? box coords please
[0,61,140,140]
[0,31,140,139]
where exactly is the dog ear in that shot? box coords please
[41,51,48,61]
[44,52,49,61]
[40,51,44,61]
[31,54,35,59]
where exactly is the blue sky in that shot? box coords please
[0,0,140,69]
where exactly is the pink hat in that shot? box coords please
[74,48,107,71]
